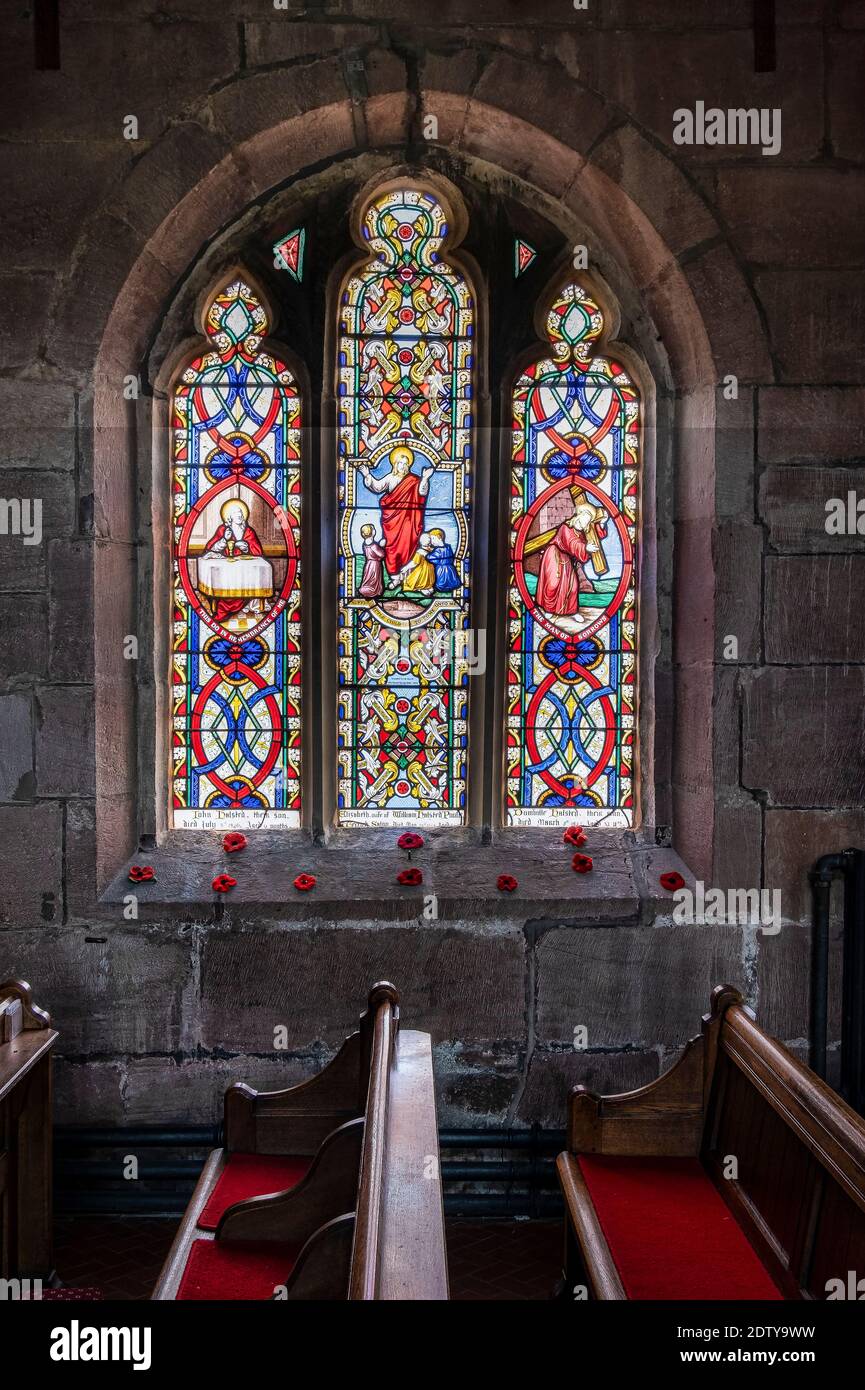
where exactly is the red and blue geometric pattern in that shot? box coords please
[506,281,640,827]
[171,277,302,828]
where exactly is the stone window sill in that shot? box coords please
[98,828,693,924]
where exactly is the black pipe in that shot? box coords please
[56,1158,559,1186]
[439,1127,566,1150]
[55,1127,220,1148]
[809,851,851,1077]
[56,1190,565,1219]
[841,849,865,1113]
[444,1193,563,1218]
[54,1124,566,1151]
[443,1162,558,1185]
[57,1161,205,1181]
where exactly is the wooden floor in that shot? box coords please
[53,1216,561,1301]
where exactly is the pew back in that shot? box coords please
[560,984,865,1301]
[223,983,396,1156]
[0,980,57,1279]
[153,982,448,1301]
[703,998,865,1299]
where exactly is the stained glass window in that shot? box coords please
[171,277,302,828]
[506,281,640,828]
[336,186,474,825]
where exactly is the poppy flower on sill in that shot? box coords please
[293,873,316,892]
[660,871,685,892]
[397,867,423,886]
[223,832,247,853]
[128,865,154,883]
[571,853,593,874]
[212,873,237,893]
[563,826,587,848]
[397,832,424,852]
[497,874,518,893]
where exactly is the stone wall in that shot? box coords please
[0,2,861,1125]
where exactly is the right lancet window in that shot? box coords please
[506,281,641,828]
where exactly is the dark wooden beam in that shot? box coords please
[753,0,777,73]
[34,0,60,71]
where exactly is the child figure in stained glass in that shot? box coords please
[358,523,387,599]
[427,528,460,593]
[398,532,435,595]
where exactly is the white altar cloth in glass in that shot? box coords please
[197,553,274,598]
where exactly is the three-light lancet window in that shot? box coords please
[169,180,642,832]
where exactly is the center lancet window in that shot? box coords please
[335,183,476,826]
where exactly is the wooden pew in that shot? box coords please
[153,982,448,1300]
[558,984,865,1300]
[0,980,57,1282]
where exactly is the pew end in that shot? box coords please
[559,983,865,1301]
[152,983,448,1301]
[0,980,57,1281]
[223,981,400,1155]
[567,1035,705,1159]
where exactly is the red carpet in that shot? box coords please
[198,1154,311,1231]
[176,1239,299,1300]
[577,1155,783,1301]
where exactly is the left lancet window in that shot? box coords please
[170,277,302,828]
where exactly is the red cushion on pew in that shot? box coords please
[198,1153,312,1231]
[577,1155,783,1301]
[176,1239,299,1301]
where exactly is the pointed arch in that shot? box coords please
[505,276,644,828]
[170,273,303,828]
[334,177,477,826]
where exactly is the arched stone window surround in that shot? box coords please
[83,90,727,893]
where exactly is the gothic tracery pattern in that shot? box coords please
[336,186,474,824]
[171,278,302,827]
[507,281,640,827]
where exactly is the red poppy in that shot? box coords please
[212,873,237,893]
[128,865,154,883]
[397,867,423,886]
[223,832,247,853]
[563,826,587,848]
[660,871,685,892]
[397,832,424,852]
[497,874,518,893]
[572,853,593,874]
[293,873,316,892]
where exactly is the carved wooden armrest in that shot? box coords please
[217,1118,364,1243]
[568,1035,706,1157]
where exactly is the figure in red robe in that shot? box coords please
[357,445,434,576]
[535,506,602,622]
[204,498,265,622]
